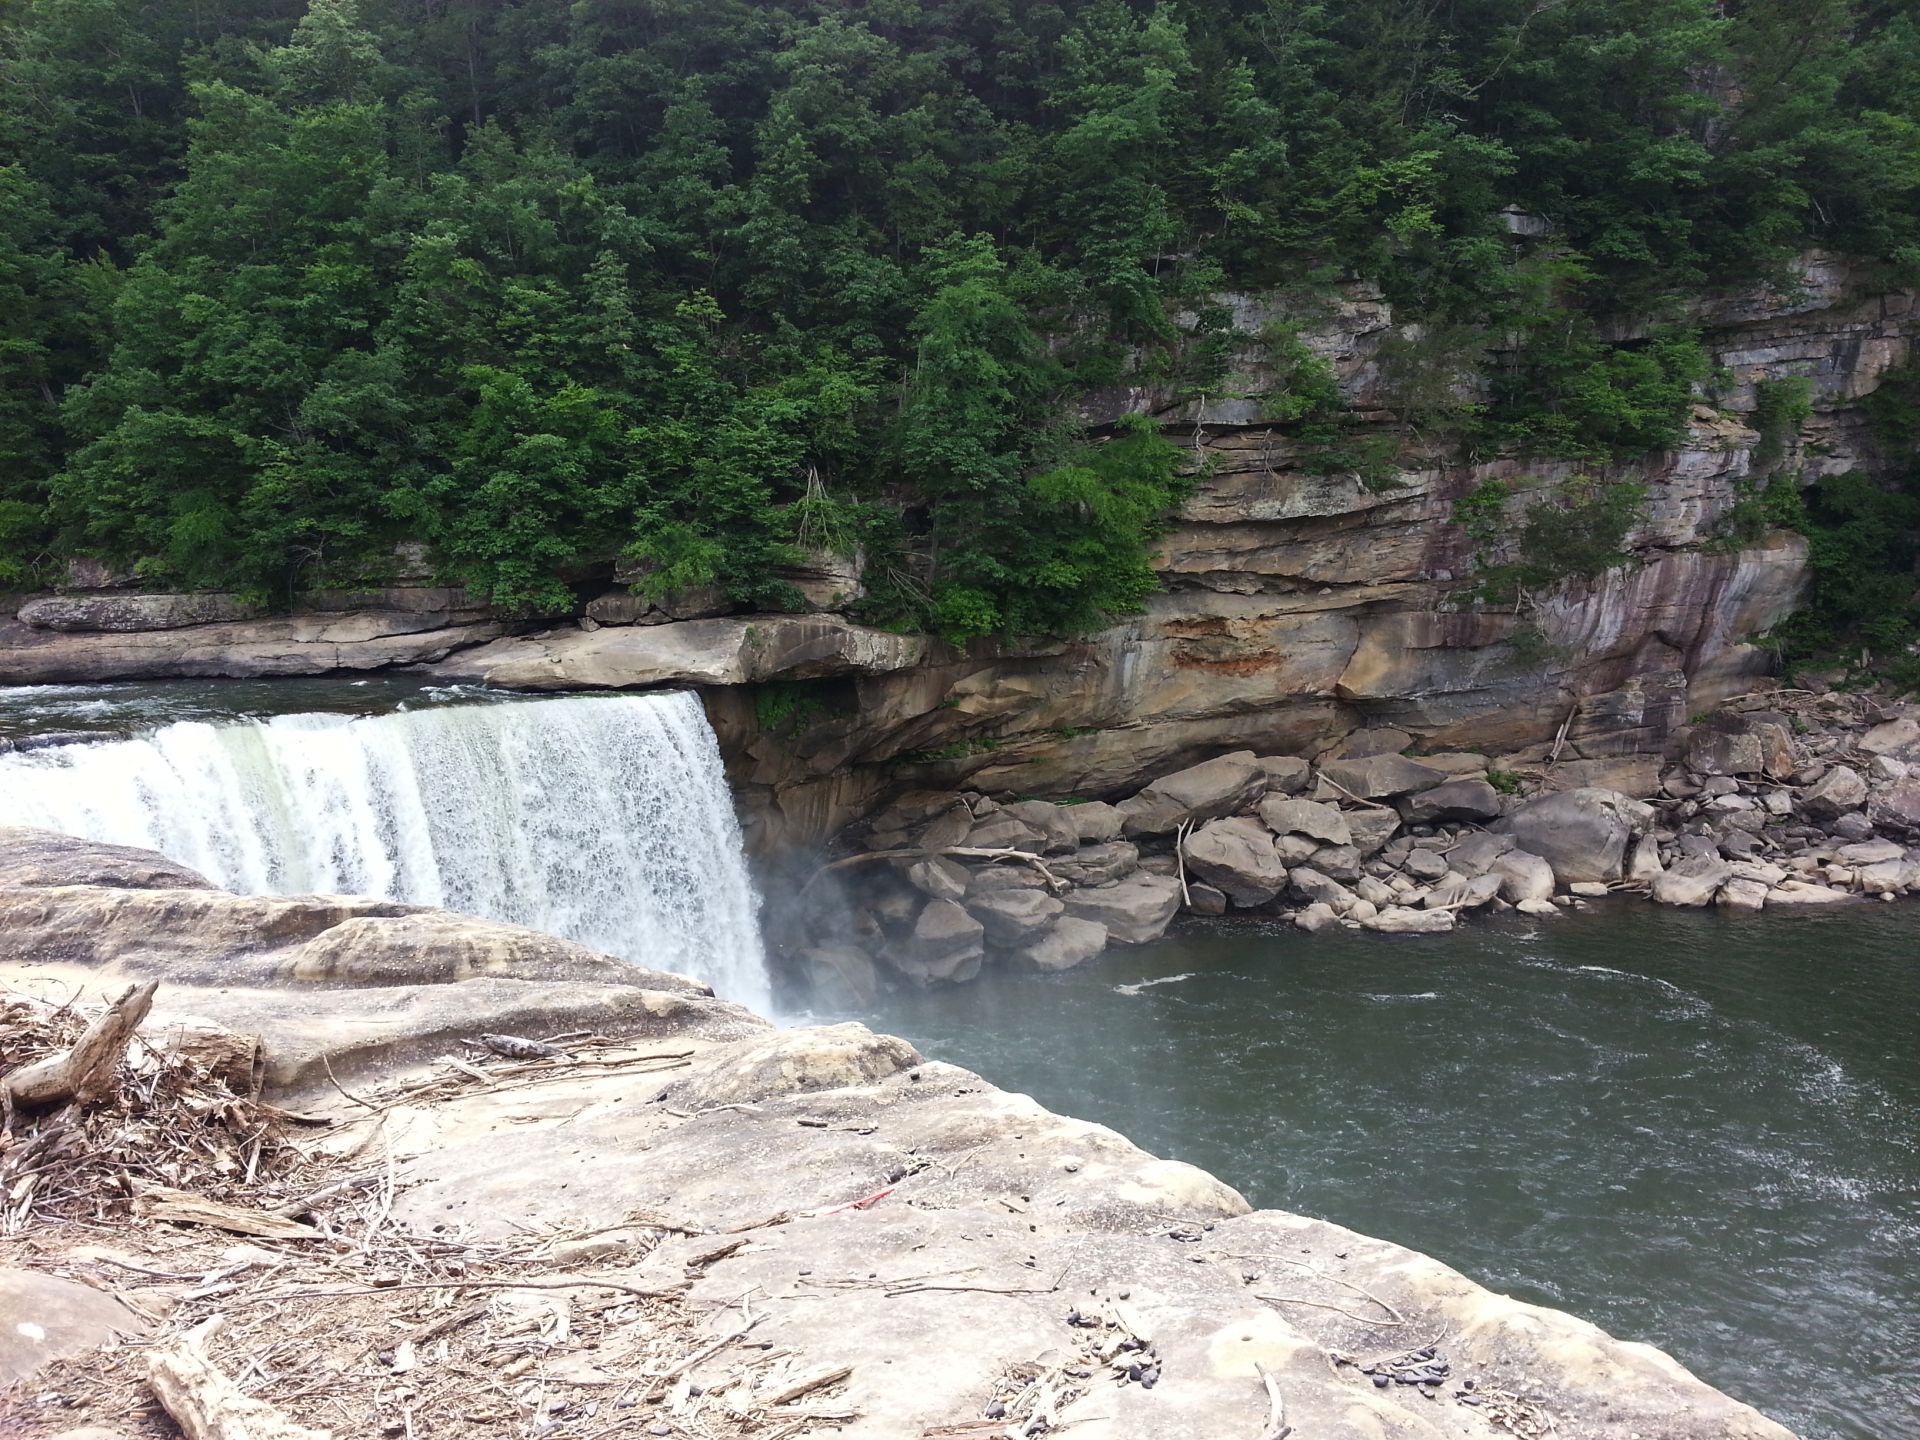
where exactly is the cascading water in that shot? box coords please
[0,691,770,1012]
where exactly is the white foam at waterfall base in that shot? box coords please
[0,691,771,1012]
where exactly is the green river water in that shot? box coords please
[835,905,1919,1440]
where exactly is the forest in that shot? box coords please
[2,0,1917,646]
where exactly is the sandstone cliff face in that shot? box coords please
[1,256,1911,848]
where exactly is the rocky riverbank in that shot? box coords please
[0,827,1795,1439]
[791,688,1920,995]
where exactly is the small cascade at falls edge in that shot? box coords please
[0,691,770,1011]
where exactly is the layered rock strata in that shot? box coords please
[0,829,1793,1439]
[1,256,1912,850]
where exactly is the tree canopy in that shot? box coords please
[3,0,1916,634]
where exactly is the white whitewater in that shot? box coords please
[0,692,770,1011]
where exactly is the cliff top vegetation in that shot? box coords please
[2,0,1917,638]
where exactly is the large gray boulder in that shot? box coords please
[906,856,969,902]
[1500,787,1654,884]
[1182,817,1288,906]
[1256,796,1350,845]
[1345,808,1402,857]
[1012,916,1109,972]
[1491,849,1556,903]
[0,1269,146,1385]
[1365,905,1455,934]
[966,812,1045,853]
[1651,853,1731,908]
[1061,873,1182,944]
[1399,778,1504,824]
[1317,753,1448,801]
[1446,831,1516,877]
[1000,800,1080,855]
[1254,755,1311,794]
[896,899,986,984]
[1802,765,1867,821]
[965,888,1065,947]
[1118,752,1266,836]
[1868,778,1920,837]
[1049,840,1139,886]
[1064,801,1125,844]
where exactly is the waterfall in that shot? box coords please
[0,691,770,1011]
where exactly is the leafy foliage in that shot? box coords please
[1,0,1916,631]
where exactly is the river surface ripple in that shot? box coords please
[836,906,1920,1440]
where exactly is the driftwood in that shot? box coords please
[762,1363,853,1406]
[1255,1363,1292,1440]
[134,1184,324,1241]
[147,1316,332,1440]
[3,980,157,1114]
[802,846,1069,894]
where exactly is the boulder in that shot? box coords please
[897,900,986,984]
[1256,795,1351,845]
[1012,917,1110,972]
[1061,873,1182,944]
[1398,778,1505,823]
[1490,850,1556,904]
[1065,801,1125,844]
[1364,905,1455,935]
[1181,816,1289,906]
[966,864,1048,895]
[1424,872,1501,910]
[1288,867,1354,911]
[1801,765,1867,821]
[1860,715,1920,760]
[1049,840,1140,886]
[1501,787,1653,884]
[966,888,1065,947]
[1119,752,1265,836]
[1868,779,1920,837]
[1345,808,1402,857]
[1254,756,1311,794]
[1766,881,1855,906]
[1651,853,1731,908]
[1685,726,1764,777]
[1294,902,1340,933]
[1445,831,1515,877]
[1836,838,1904,866]
[1325,727,1413,759]
[1717,878,1770,911]
[1355,875,1396,908]
[1317,753,1449,801]
[906,856,970,902]
[1184,883,1229,916]
[966,813,1045,853]
[1403,848,1450,881]
[1001,800,1080,855]
[1626,835,1665,884]
[1306,843,1362,881]
[0,1268,146,1385]
[918,804,977,851]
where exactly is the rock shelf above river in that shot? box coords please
[0,828,1795,1439]
[795,688,1920,996]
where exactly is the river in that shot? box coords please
[834,906,1919,1440]
[1,683,1912,1438]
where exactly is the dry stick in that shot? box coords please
[145,1315,331,1440]
[801,846,1069,894]
[762,1364,853,1407]
[1314,774,1393,811]
[1548,702,1579,765]
[2,978,157,1112]
[1174,819,1194,907]
[225,1275,689,1305]
[1255,1363,1292,1440]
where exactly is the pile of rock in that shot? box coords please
[798,691,1920,993]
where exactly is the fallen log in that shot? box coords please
[3,980,157,1114]
[147,1315,331,1440]
[801,847,1068,895]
